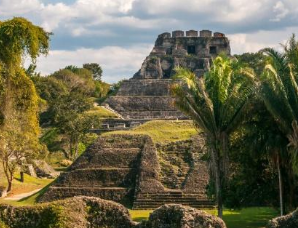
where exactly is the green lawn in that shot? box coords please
[129,207,278,228]
[0,170,53,197]
[103,120,198,144]
[0,173,54,207]
[86,106,119,119]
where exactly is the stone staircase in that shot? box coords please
[39,135,144,204]
[158,143,192,189]
[103,79,186,120]
[133,136,214,210]
[133,192,215,209]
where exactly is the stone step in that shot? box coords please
[132,205,215,209]
[138,193,207,197]
[56,168,137,187]
[133,201,214,206]
[135,196,210,200]
[163,151,189,155]
[40,186,133,203]
[72,150,141,169]
[134,199,213,203]
[132,201,216,209]
[100,136,148,148]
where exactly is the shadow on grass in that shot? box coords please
[133,217,149,222]
[18,181,54,204]
[223,207,278,228]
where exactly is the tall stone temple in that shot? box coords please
[104,29,230,120]
[40,30,230,209]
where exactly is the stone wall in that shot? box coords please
[0,197,226,228]
[0,196,135,228]
[117,79,172,96]
[139,204,226,228]
[105,95,185,119]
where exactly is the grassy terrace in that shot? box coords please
[87,106,119,119]
[103,120,198,144]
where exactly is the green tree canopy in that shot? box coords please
[83,63,102,81]
[0,17,50,192]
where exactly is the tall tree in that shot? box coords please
[171,55,255,217]
[234,101,288,215]
[260,34,298,210]
[0,17,50,192]
[83,63,102,81]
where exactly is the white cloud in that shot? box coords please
[228,26,298,54]
[0,0,41,16]
[40,3,75,31]
[2,0,298,82]
[271,1,289,22]
[229,34,271,54]
[33,45,152,83]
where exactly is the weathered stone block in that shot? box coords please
[267,209,298,228]
[186,30,198,37]
[0,196,136,228]
[200,30,212,37]
[32,160,59,178]
[172,30,185,37]
[139,204,226,228]
[214,32,225,37]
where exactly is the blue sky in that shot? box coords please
[1,0,298,83]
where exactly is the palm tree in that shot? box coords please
[171,55,255,217]
[261,35,298,210]
[244,109,287,215]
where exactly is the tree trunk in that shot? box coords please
[74,142,79,160]
[215,159,223,218]
[3,160,14,193]
[7,177,12,193]
[68,139,73,160]
[287,167,295,211]
[277,156,284,216]
[210,145,223,218]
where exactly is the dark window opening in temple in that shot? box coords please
[209,46,217,54]
[166,48,172,55]
[187,45,196,54]
[198,59,204,69]
[163,70,171,78]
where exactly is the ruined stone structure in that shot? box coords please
[40,30,229,209]
[0,197,226,228]
[40,134,213,209]
[104,30,230,120]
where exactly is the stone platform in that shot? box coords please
[40,134,214,209]
[104,79,185,120]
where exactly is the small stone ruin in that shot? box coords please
[0,196,226,228]
[40,134,213,209]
